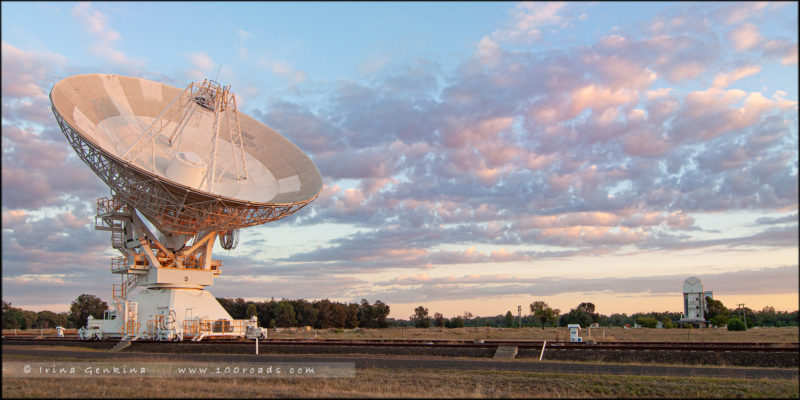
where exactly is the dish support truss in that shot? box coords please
[52,107,316,235]
[80,196,259,341]
[121,79,249,192]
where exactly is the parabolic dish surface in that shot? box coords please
[50,74,322,234]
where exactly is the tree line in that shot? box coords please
[216,297,390,329]
[3,294,797,330]
[2,295,108,329]
[404,300,798,329]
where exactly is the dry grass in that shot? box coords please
[2,368,797,398]
[4,339,798,398]
[264,326,799,343]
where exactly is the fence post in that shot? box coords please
[539,340,547,361]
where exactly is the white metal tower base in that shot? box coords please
[83,288,263,341]
[78,197,268,342]
[132,288,233,322]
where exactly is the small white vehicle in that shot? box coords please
[245,316,268,339]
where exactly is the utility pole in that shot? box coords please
[518,305,522,328]
[738,303,747,327]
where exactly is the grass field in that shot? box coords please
[4,336,798,398]
[4,326,798,343]
[2,368,798,398]
[245,326,799,343]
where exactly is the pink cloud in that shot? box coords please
[666,211,695,229]
[716,2,770,25]
[71,2,120,41]
[570,85,637,116]
[1,42,66,100]
[712,65,761,88]
[728,23,763,51]
[623,131,672,157]
[762,40,798,65]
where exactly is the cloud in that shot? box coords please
[237,29,252,40]
[268,61,307,83]
[362,265,799,304]
[1,42,66,101]
[763,40,799,66]
[754,213,797,225]
[712,65,761,88]
[70,2,140,67]
[2,2,797,312]
[728,23,763,51]
[715,2,770,25]
[490,2,568,43]
[71,2,120,41]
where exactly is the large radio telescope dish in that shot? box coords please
[51,74,322,341]
[50,74,322,235]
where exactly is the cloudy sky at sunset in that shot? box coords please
[2,2,797,319]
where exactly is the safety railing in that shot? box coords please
[112,283,125,301]
[96,197,127,215]
[183,318,251,338]
[111,256,127,272]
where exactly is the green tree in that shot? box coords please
[232,298,248,319]
[661,317,674,329]
[756,306,778,326]
[273,301,296,327]
[608,313,630,327]
[345,303,359,329]
[734,307,756,329]
[504,311,515,328]
[57,312,73,329]
[245,303,258,319]
[216,297,237,318]
[433,312,445,328]
[2,301,24,329]
[636,316,658,328]
[258,298,277,328]
[20,310,37,329]
[373,300,390,328]
[560,303,595,328]
[530,301,560,329]
[463,311,473,327]
[314,299,334,329]
[705,296,730,327]
[411,306,430,328]
[35,310,60,329]
[69,294,108,329]
[446,316,464,328]
[357,299,375,328]
[293,300,318,327]
[577,302,595,314]
[727,317,746,331]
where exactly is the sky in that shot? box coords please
[1,2,798,319]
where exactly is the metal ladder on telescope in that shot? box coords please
[95,197,131,252]
[99,197,141,346]
[111,275,139,348]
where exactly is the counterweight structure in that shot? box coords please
[50,74,322,341]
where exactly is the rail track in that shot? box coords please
[4,336,798,353]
